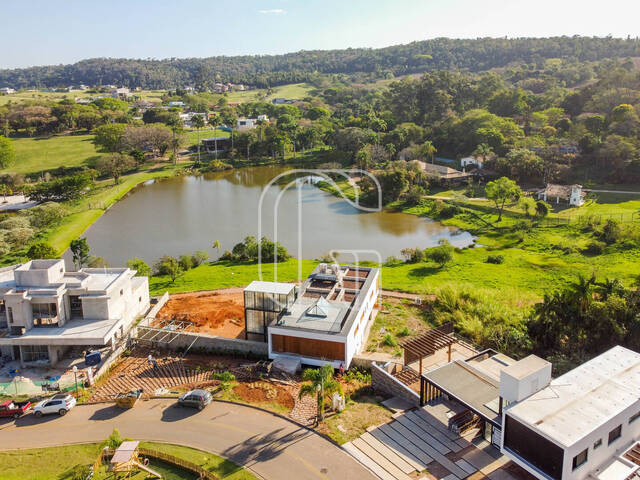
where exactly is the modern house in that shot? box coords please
[236,115,269,132]
[501,346,640,480]
[460,155,484,169]
[243,264,379,368]
[201,136,231,153]
[0,260,150,367]
[0,87,16,95]
[537,184,585,206]
[271,98,294,105]
[420,162,473,183]
[110,87,132,100]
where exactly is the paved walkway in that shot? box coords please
[0,399,375,480]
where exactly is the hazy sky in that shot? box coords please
[1,0,639,69]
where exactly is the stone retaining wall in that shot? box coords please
[371,361,420,407]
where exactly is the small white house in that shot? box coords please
[236,115,269,132]
[0,87,16,95]
[460,155,484,169]
[537,184,585,206]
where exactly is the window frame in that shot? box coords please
[572,449,588,471]
[593,439,602,449]
[608,425,622,445]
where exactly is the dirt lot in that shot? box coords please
[233,381,296,410]
[156,288,245,338]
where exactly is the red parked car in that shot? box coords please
[0,399,31,419]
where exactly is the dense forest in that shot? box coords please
[2,36,640,89]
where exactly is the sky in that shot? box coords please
[1,0,639,69]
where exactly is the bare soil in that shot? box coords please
[157,288,245,338]
[233,381,295,409]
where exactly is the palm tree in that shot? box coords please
[191,114,205,165]
[570,274,596,313]
[209,115,222,160]
[420,140,437,164]
[212,239,220,254]
[472,143,493,165]
[298,364,343,422]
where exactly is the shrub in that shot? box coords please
[179,254,194,271]
[106,429,123,449]
[425,240,454,268]
[6,227,35,245]
[0,216,30,230]
[28,202,67,228]
[26,242,57,259]
[192,250,209,266]
[384,255,403,266]
[127,258,151,277]
[211,371,236,382]
[382,334,397,347]
[70,465,91,480]
[486,254,505,264]
[596,219,622,245]
[438,205,460,219]
[397,326,411,337]
[583,240,606,255]
[400,247,424,263]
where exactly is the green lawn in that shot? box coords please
[0,442,259,480]
[7,134,103,175]
[224,83,315,103]
[150,259,318,294]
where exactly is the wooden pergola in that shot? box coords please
[400,322,457,374]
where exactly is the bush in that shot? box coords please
[70,464,91,480]
[179,254,194,271]
[425,240,454,268]
[106,429,123,449]
[211,371,236,382]
[28,202,67,228]
[382,334,397,347]
[486,254,505,264]
[26,242,57,259]
[583,240,606,255]
[438,204,460,219]
[397,326,411,337]
[0,215,30,230]
[400,247,424,263]
[6,227,35,245]
[596,219,622,245]
[192,250,209,266]
[384,255,403,266]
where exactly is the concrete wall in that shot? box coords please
[371,361,420,407]
[138,327,268,357]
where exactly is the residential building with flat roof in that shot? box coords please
[0,259,150,367]
[501,346,640,480]
[243,264,379,368]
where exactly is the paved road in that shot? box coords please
[0,399,375,480]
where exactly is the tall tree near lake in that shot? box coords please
[93,123,126,153]
[96,153,136,184]
[209,115,222,160]
[485,176,522,222]
[70,238,90,269]
[0,136,15,168]
[191,114,205,165]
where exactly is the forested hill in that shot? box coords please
[2,36,640,90]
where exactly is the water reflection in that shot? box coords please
[77,166,475,265]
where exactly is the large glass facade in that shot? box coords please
[244,288,296,341]
[21,345,49,362]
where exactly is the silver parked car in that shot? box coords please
[177,389,212,410]
[33,393,76,417]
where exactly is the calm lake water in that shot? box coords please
[77,165,475,266]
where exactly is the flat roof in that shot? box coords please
[0,317,124,346]
[505,346,640,447]
[245,281,295,295]
[275,297,347,333]
[502,354,550,380]
[423,359,502,425]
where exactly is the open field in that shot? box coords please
[5,133,103,175]
[0,89,166,106]
[224,82,316,103]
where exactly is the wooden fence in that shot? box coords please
[97,446,219,480]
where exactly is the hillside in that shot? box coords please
[2,36,640,89]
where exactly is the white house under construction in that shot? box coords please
[243,264,379,368]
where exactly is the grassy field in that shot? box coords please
[0,441,258,480]
[150,259,318,294]
[224,83,316,103]
[6,134,103,175]
[0,89,166,106]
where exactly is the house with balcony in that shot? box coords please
[0,259,150,367]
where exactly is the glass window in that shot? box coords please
[244,291,255,309]
[629,411,640,424]
[572,449,588,470]
[245,310,264,334]
[593,439,602,449]
[22,345,49,362]
[608,425,622,445]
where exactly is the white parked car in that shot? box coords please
[33,394,76,417]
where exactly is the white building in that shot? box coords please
[501,346,640,480]
[168,101,185,108]
[243,264,379,368]
[460,155,484,169]
[0,260,150,367]
[236,115,269,132]
[0,87,16,95]
[110,87,132,100]
[537,184,585,206]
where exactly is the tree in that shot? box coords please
[485,177,522,222]
[535,200,551,217]
[127,258,151,277]
[154,256,184,283]
[426,240,454,268]
[298,364,343,422]
[96,153,136,184]
[26,242,56,259]
[70,238,90,269]
[419,140,437,164]
[209,115,221,160]
[192,250,209,266]
[191,114,206,165]
[93,123,126,153]
[0,136,15,168]
[30,172,93,202]
[472,143,493,164]
[212,239,221,253]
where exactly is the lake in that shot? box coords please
[78,165,475,266]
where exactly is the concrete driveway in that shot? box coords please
[0,399,375,480]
